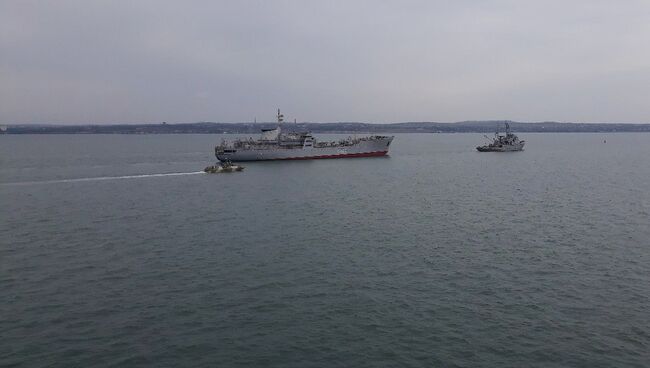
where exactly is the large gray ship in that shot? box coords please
[476,123,525,152]
[215,110,394,161]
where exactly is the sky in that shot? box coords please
[1,0,650,124]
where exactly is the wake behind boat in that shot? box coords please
[215,110,394,162]
[476,123,525,152]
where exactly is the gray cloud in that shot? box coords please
[1,0,649,124]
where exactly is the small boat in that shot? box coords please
[476,123,525,152]
[204,160,244,173]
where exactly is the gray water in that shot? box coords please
[1,133,649,367]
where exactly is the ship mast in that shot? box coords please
[276,109,284,142]
[277,109,284,124]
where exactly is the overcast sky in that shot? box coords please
[1,1,649,124]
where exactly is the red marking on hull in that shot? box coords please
[275,150,388,161]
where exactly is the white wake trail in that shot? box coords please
[2,171,205,186]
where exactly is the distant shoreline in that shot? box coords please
[3,121,650,134]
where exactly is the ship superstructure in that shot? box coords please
[215,110,394,161]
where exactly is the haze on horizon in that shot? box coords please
[1,0,650,125]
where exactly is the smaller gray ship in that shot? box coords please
[476,123,525,152]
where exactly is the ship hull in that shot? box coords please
[265,150,388,160]
[217,136,393,162]
[476,143,525,152]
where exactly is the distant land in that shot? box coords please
[3,121,650,134]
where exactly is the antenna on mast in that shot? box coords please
[277,109,284,124]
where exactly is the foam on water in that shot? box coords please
[1,171,205,186]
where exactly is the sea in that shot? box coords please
[1,133,649,367]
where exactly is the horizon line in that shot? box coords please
[5,120,650,126]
